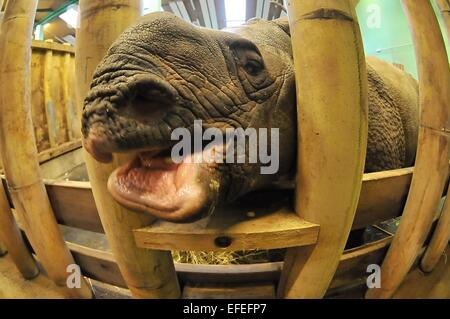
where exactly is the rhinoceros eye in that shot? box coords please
[228,38,273,92]
[229,38,265,76]
[244,59,263,76]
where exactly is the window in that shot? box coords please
[225,0,246,27]
[60,6,79,29]
[143,0,163,15]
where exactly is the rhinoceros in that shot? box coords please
[82,12,418,222]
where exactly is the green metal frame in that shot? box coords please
[34,0,78,28]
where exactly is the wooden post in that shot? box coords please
[0,178,39,279]
[421,3,450,273]
[44,40,57,148]
[62,48,74,141]
[422,0,450,267]
[421,188,450,272]
[76,0,180,298]
[366,0,450,299]
[278,0,368,298]
[436,0,450,41]
[0,0,92,298]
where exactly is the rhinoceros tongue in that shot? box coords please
[107,150,207,221]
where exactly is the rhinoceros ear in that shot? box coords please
[272,17,290,37]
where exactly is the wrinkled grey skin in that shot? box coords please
[82,12,418,221]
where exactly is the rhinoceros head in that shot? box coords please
[82,12,296,222]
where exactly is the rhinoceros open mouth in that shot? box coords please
[107,148,211,222]
[83,71,225,222]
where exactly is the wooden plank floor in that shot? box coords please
[0,254,66,298]
[393,246,450,299]
[0,254,130,299]
[1,246,448,299]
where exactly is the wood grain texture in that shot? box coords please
[46,182,104,233]
[31,50,50,152]
[421,187,450,272]
[366,0,450,299]
[182,283,276,299]
[76,0,180,299]
[134,207,319,251]
[32,40,75,54]
[329,237,391,291]
[58,224,393,295]
[37,140,81,164]
[0,0,92,298]
[43,42,57,147]
[279,0,368,298]
[393,246,450,299]
[354,167,414,229]
[0,179,39,279]
[436,0,450,42]
[31,41,76,152]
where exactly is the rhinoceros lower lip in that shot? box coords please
[107,149,207,221]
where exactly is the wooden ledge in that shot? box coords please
[38,140,82,164]
[32,40,75,54]
[134,193,319,251]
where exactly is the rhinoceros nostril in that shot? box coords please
[83,129,114,163]
[116,79,176,126]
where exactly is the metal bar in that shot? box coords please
[35,0,78,27]
[214,0,226,29]
[246,0,257,20]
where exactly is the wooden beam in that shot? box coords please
[366,0,450,299]
[278,0,368,298]
[0,178,39,279]
[32,40,75,54]
[0,0,92,298]
[37,139,81,164]
[435,0,450,42]
[76,0,180,299]
[421,187,450,272]
[134,207,319,251]
[353,167,414,229]
[43,41,57,148]
[182,283,276,299]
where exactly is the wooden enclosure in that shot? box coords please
[0,0,449,299]
[2,145,445,296]
[0,0,92,298]
[31,40,80,153]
